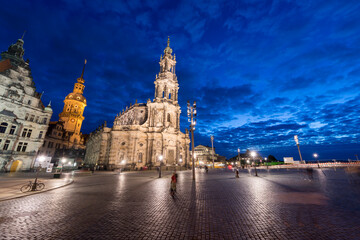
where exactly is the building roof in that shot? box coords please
[0,59,12,73]
[0,109,17,118]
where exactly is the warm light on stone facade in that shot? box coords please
[0,37,52,171]
[85,38,190,169]
[39,60,87,164]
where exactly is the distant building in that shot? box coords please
[84,38,190,170]
[191,145,226,167]
[0,37,52,171]
[38,61,88,166]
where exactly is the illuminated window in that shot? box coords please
[138,153,143,163]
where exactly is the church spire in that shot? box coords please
[78,59,87,83]
[80,59,87,79]
[164,36,173,55]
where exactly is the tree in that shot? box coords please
[267,155,277,162]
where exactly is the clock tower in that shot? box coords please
[58,60,87,143]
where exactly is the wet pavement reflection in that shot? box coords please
[0,168,359,239]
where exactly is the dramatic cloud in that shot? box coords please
[1,0,359,160]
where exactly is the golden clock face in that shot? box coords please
[71,119,75,122]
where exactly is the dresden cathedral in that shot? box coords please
[85,38,190,170]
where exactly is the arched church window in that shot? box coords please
[162,91,165,98]
[0,122,8,133]
[169,93,171,99]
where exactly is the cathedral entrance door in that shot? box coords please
[167,150,175,165]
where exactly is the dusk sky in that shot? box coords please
[1,0,359,161]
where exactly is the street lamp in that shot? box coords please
[159,155,163,178]
[313,153,319,168]
[294,135,304,164]
[237,148,241,169]
[264,157,268,169]
[251,151,258,176]
[188,100,197,180]
[179,158,183,171]
[211,135,215,169]
[120,159,126,173]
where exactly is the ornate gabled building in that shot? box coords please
[0,37,52,171]
[39,61,87,165]
[85,38,190,170]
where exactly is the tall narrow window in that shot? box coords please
[22,128,28,137]
[0,122,8,133]
[167,114,171,122]
[27,129,32,138]
[3,140,10,150]
[25,113,29,121]
[43,118,48,124]
[9,126,16,135]
[29,115,35,122]
[22,143,28,152]
[35,116,39,123]
[17,142,23,152]
[38,131,43,139]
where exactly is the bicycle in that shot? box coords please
[20,181,45,192]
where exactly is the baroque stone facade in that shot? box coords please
[192,145,226,166]
[39,61,88,165]
[0,37,52,171]
[85,38,190,169]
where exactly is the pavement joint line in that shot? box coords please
[0,179,74,202]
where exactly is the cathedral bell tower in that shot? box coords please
[58,60,87,137]
[154,37,179,104]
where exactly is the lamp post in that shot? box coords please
[265,157,268,169]
[294,135,304,164]
[179,158,182,171]
[237,148,241,169]
[211,135,215,169]
[251,151,258,176]
[313,153,319,168]
[159,155,163,178]
[187,100,197,180]
[120,160,126,174]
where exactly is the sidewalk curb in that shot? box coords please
[0,179,74,202]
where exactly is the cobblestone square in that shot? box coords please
[0,168,359,239]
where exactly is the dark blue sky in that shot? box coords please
[1,0,360,161]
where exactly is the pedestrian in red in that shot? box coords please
[170,172,177,198]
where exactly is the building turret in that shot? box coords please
[154,37,179,103]
[58,60,87,136]
[1,33,27,67]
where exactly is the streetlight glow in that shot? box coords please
[250,151,256,157]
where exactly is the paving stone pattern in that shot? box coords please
[0,168,359,239]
